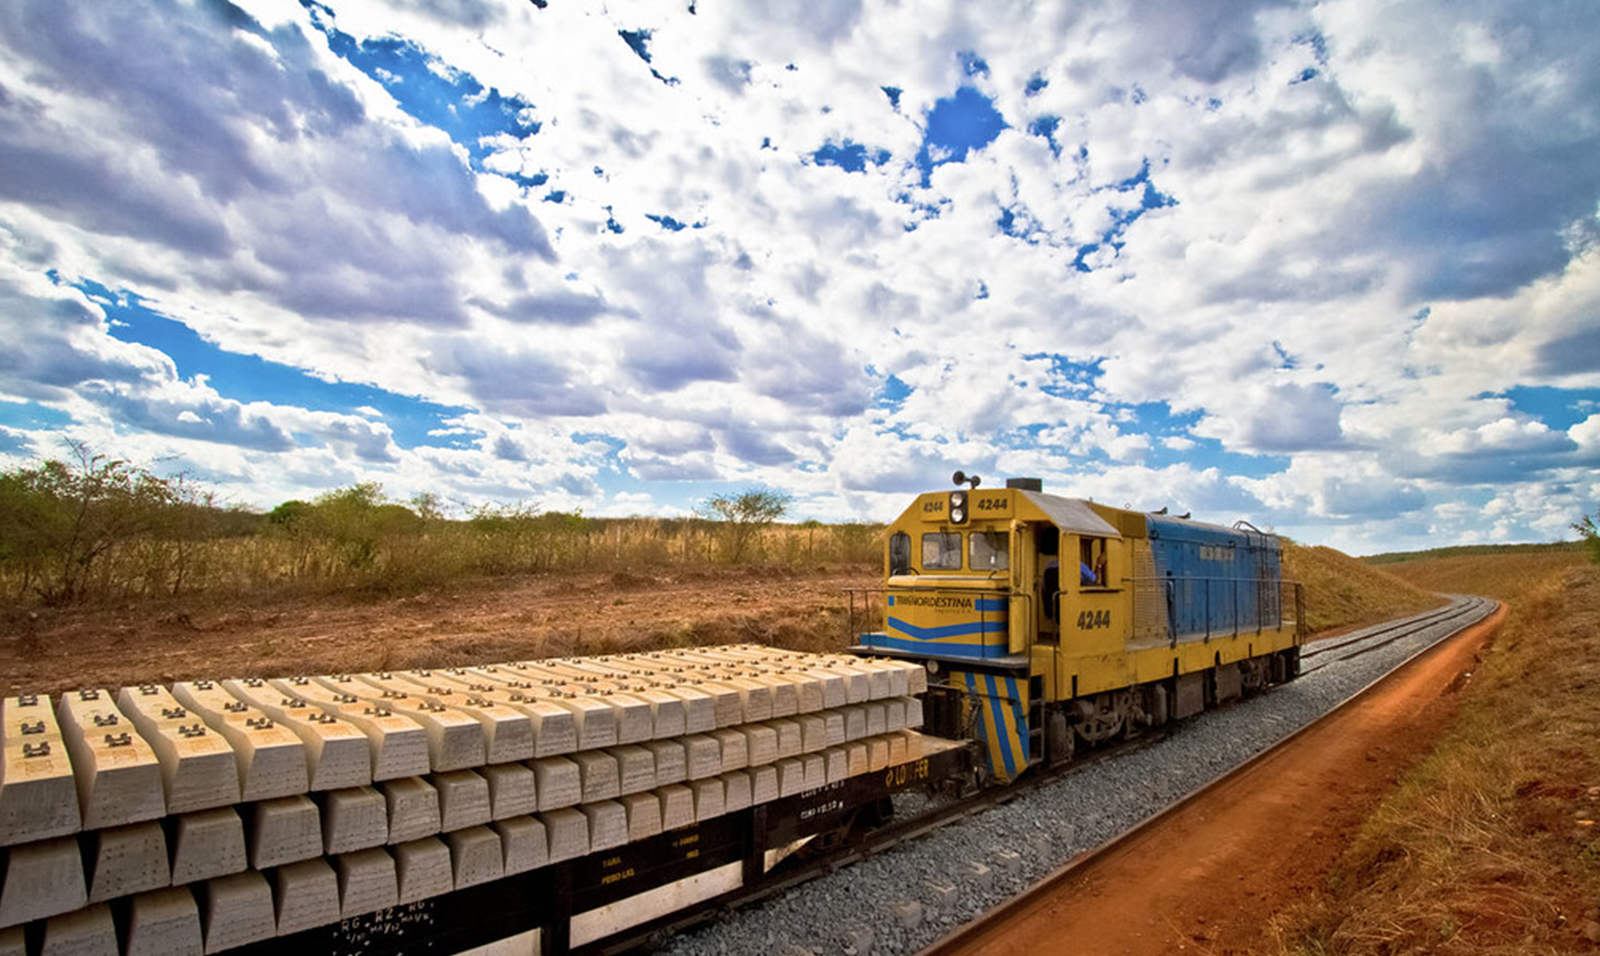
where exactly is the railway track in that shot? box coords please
[1299,596,1492,674]
[909,595,1498,956]
[641,597,1495,956]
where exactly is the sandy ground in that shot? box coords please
[0,566,880,696]
[936,605,1505,956]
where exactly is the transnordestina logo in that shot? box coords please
[895,595,975,609]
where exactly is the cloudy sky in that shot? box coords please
[1,0,1597,555]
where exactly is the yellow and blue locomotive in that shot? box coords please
[854,475,1304,783]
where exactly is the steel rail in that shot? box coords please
[911,594,1497,956]
[597,720,1176,954]
[1299,597,1478,660]
[1300,597,1489,675]
[595,706,1181,954]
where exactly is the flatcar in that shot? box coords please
[854,475,1304,783]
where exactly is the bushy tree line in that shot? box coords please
[0,448,876,605]
[0,442,245,603]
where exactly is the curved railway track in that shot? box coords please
[1298,596,1490,674]
[909,595,1498,956]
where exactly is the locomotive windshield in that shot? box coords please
[970,530,1009,570]
[921,532,963,570]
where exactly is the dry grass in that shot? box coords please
[1282,541,1445,635]
[1378,549,1587,604]
[1270,555,1600,955]
[0,517,885,608]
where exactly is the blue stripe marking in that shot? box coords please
[974,598,1006,611]
[1010,677,1029,765]
[985,673,1018,780]
[887,616,1007,641]
[1003,675,1023,776]
[864,634,1005,659]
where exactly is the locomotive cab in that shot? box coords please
[854,478,1303,785]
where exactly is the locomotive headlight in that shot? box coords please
[949,490,968,524]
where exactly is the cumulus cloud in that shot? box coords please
[78,383,295,452]
[1194,382,1345,454]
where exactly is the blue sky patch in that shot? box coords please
[1496,386,1600,431]
[84,281,475,451]
[996,205,1038,242]
[646,214,688,231]
[302,3,539,170]
[1136,405,1290,478]
[916,86,1007,185]
[617,29,676,84]
[1294,30,1330,66]
[1273,341,1298,369]
[813,140,891,173]
[873,371,913,412]
[1027,115,1062,157]
[1027,353,1104,397]
[618,29,652,63]
[0,400,74,433]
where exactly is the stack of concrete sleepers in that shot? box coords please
[0,646,928,955]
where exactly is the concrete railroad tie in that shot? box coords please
[0,648,930,953]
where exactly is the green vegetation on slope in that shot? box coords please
[1366,541,1583,564]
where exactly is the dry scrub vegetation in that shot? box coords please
[1272,549,1600,955]
[0,448,878,608]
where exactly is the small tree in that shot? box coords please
[0,440,178,603]
[1574,511,1600,564]
[409,491,445,523]
[698,487,792,563]
[309,482,394,573]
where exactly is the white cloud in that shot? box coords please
[0,0,1597,550]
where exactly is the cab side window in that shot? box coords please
[889,532,912,575]
[1079,536,1108,586]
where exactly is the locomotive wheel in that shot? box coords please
[1073,690,1131,744]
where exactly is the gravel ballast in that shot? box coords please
[654,598,1495,956]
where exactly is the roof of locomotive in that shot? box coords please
[1146,511,1280,549]
[896,485,1274,548]
[1016,490,1122,538]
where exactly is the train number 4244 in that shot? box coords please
[1076,609,1111,630]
